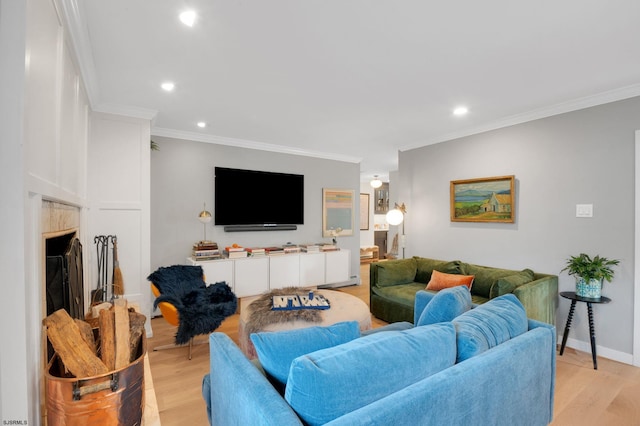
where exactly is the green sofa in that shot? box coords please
[370,256,558,325]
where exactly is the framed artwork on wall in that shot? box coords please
[450,175,515,223]
[360,193,370,230]
[322,188,355,237]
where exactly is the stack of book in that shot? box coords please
[246,247,266,257]
[320,244,339,252]
[283,245,301,254]
[224,246,248,258]
[264,246,285,255]
[192,242,221,260]
[300,244,320,253]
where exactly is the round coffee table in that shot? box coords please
[238,289,372,358]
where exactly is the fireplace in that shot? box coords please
[45,232,83,319]
[41,201,85,322]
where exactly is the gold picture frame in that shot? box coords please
[450,175,515,223]
[360,193,370,230]
[322,188,355,237]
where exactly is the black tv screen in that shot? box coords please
[214,167,304,226]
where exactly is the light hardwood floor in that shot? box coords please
[148,264,640,426]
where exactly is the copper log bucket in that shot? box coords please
[45,333,146,426]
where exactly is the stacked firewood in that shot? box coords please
[44,299,146,378]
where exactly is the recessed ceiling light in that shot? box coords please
[161,82,175,91]
[197,122,206,128]
[453,106,469,116]
[179,10,197,27]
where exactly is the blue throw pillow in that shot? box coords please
[416,286,472,326]
[285,323,456,426]
[250,321,360,389]
[452,293,528,362]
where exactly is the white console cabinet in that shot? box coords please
[325,250,350,284]
[187,249,350,298]
[234,257,269,297]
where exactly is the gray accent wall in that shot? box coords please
[150,136,361,283]
[398,96,640,357]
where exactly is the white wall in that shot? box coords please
[399,96,640,363]
[0,0,29,422]
[0,0,93,421]
[149,136,361,284]
[88,112,152,335]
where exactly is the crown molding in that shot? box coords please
[56,0,101,108]
[93,103,158,121]
[401,83,640,152]
[152,127,362,164]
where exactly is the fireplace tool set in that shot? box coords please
[92,235,124,304]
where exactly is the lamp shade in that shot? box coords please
[386,208,404,226]
[199,210,212,223]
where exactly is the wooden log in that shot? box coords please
[129,311,147,361]
[99,309,116,370]
[74,318,97,355]
[44,309,109,378]
[114,302,131,369]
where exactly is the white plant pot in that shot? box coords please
[575,277,602,299]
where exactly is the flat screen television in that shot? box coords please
[214,167,304,228]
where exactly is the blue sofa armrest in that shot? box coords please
[204,332,303,425]
[413,290,436,324]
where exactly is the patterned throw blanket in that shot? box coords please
[245,287,323,336]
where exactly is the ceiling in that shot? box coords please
[68,0,640,180]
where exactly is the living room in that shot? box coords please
[2,0,640,424]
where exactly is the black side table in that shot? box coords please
[559,291,611,370]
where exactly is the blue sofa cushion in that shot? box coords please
[416,285,473,326]
[284,323,456,426]
[250,321,360,389]
[453,293,528,362]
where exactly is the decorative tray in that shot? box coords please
[272,292,331,310]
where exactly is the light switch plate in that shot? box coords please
[576,204,593,218]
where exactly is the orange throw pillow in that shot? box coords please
[426,270,475,291]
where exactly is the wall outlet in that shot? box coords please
[576,204,593,218]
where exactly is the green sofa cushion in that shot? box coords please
[372,283,426,307]
[414,258,462,283]
[489,269,535,299]
[461,263,515,298]
[376,258,417,287]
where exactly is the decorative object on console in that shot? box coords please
[386,202,406,259]
[561,253,619,299]
[450,175,515,223]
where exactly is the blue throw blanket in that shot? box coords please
[148,265,238,344]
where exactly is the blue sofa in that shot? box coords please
[202,288,556,425]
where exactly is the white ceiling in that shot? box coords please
[67,0,640,180]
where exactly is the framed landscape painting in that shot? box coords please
[450,175,515,223]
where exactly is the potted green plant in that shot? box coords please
[561,253,619,299]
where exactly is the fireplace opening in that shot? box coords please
[45,232,84,320]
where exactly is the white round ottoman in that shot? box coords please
[238,289,372,359]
